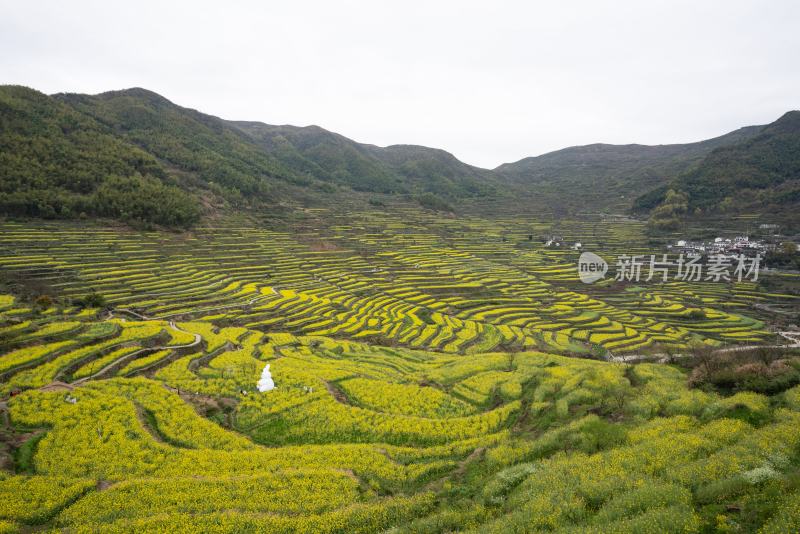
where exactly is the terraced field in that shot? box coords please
[1,212,799,532]
[0,213,787,357]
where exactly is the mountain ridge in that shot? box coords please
[1,84,797,227]
[639,110,800,225]
[495,124,766,214]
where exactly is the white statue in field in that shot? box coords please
[257,363,275,392]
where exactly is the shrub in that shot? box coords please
[482,463,538,505]
[34,295,53,310]
[76,292,107,309]
[415,193,454,212]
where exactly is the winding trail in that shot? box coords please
[133,403,166,444]
[754,302,797,316]
[115,294,269,322]
[423,446,486,492]
[609,331,800,364]
[322,379,349,404]
[68,318,202,385]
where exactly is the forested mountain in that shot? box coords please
[495,125,763,213]
[231,122,400,193]
[1,84,797,228]
[637,110,800,223]
[0,85,200,226]
[56,89,321,203]
[231,122,497,198]
[0,86,501,227]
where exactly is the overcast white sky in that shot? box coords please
[2,0,798,168]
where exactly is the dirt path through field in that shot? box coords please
[67,320,202,385]
[610,331,800,363]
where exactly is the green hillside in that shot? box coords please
[229,122,403,194]
[2,84,798,228]
[0,85,501,227]
[496,126,762,214]
[638,111,800,221]
[0,86,199,227]
[57,89,312,203]
[232,121,497,198]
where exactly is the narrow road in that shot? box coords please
[322,379,349,404]
[114,295,269,322]
[70,321,202,385]
[610,331,800,363]
[754,302,797,316]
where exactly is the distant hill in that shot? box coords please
[636,111,800,220]
[57,89,320,203]
[1,84,797,227]
[495,126,762,214]
[231,122,497,198]
[0,85,501,227]
[230,122,400,193]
